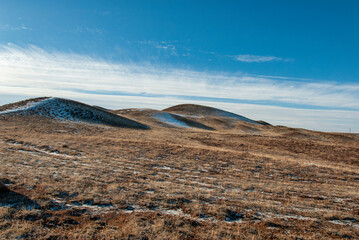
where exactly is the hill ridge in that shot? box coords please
[0,97,149,129]
[164,104,262,125]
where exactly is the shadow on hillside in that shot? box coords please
[0,189,41,210]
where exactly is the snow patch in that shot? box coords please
[153,166,173,170]
[0,98,49,114]
[153,112,189,128]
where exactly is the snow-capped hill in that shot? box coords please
[0,97,149,129]
[163,104,262,125]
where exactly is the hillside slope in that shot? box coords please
[112,108,214,130]
[0,97,149,129]
[153,112,214,130]
[164,104,262,125]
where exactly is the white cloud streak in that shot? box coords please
[0,44,358,132]
[0,24,31,31]
[234,54,284,63]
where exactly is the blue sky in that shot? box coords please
[0,1,358,132]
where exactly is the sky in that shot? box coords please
[0,0,358,132]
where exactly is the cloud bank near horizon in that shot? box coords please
[0,44,358,132]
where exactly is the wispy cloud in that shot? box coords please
[138,40,184,56]
[0,24,31,31]
[0,44,358,132]
[234,54,285,63]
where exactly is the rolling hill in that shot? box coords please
[0,97,149,129]
[164,104,263,124]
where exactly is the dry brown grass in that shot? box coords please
[0,113,358,239]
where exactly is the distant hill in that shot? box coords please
[164,104,263,125]
[0,98,272,131]
[112,108,214,130]
[0,97,149,129]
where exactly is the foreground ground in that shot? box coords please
[0,114,359,239]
